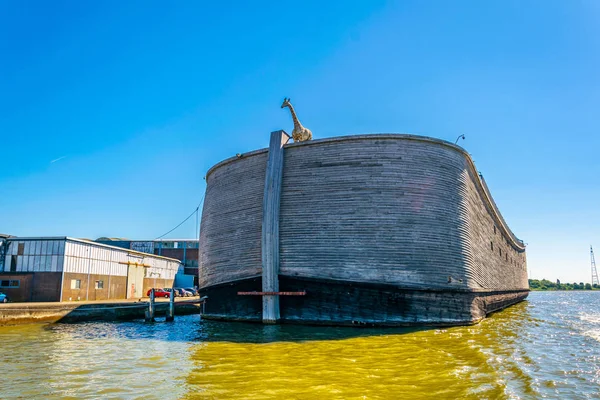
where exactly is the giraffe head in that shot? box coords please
[281,97,291,108]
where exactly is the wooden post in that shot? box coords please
[261,130,290,324]
[145,288,155,322]
[200,296,208,315]
[166,289,175,322]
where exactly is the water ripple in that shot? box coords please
[0,292,599,399]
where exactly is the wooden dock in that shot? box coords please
[0,297,206,326]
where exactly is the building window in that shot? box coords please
[493,226,496,235]
[499,248,502,257]
[17,243,24,255]
[95,280,104,289]
[490,242,494,251]
[0,280,20,288]
[71,279,81,289]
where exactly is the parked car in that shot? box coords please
[163,288,179,297]
[146,288,170,298]
[175,288,193,297]
[184,287,199,296]
[0,292,8,303]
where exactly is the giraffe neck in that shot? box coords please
[287,104,302,128]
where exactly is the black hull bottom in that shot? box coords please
[200,276,529,327]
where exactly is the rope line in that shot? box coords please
[155,195,205,240]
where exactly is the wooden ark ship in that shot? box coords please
[198,132,528,326]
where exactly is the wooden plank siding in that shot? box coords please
[199,150,268,287]
[199,134,527,296]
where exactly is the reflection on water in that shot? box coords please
[0,319,197,399]
[0,292,599,399]
[185,303,534,400]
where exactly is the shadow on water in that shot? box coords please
[199,296,546,344]
[41,313,431,343]
[35,298,541,345]
[195,320,430,343]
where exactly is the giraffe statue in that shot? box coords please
[281,98,312,142]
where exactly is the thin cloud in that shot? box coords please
[50,156,67,164]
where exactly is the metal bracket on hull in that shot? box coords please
[237,291,306,296]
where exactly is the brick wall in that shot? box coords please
[0,273,62,302]
[61,272,127,301]
[31,272,62,302]
[0,273,34,302]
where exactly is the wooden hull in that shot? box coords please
[200,276,529,326]
[199,134,529,326]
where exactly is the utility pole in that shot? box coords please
[591,246,599,286]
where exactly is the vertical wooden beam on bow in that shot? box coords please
[261,130,290,324]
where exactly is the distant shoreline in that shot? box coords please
[529,279,599,291]
[530,288,599,291]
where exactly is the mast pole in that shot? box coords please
[591,246,599,286]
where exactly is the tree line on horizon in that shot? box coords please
[529,279,599,291]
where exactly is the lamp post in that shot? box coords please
[455,134,465,145]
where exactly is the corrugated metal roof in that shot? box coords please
[5,236,182,263]
[95,237,198,242]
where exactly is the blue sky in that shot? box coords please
[1,1,599,283]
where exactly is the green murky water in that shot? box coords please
[0,292,599,399]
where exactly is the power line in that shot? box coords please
[155,195,204,240]
[196,203,200,241]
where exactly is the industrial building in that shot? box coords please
[95,238,199,284]
[0,236,182,302]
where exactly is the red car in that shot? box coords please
[146,288,170,298]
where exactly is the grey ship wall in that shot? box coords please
[199,134,528,326]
